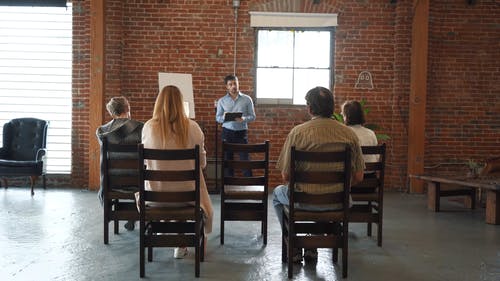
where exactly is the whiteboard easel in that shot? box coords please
[158,72,195,119]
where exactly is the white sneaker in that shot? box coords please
[174,247,188,259]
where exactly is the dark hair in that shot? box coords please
[224,74,238,85]
[106,96,130,117]
[342,100,365,125]
[305,86,334,118]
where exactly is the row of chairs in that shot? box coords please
[101,137,386,278]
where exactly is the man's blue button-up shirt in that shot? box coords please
[216,92,256,131]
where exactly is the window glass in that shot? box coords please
[255,28,333,105]
[293,69,330,105]
[257,30,293,67]
[256,68,293,100]
[294,31,331,68]
[0,5,72,174]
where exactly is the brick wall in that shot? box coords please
[61,0,499,191]
[424,1,500,176]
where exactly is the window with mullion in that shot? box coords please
[255,28,333,105]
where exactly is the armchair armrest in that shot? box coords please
[36,148,47,161]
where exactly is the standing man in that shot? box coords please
[272,86,365,263]
[216,74,256,176]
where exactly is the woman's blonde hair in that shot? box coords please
[151,85,189,148]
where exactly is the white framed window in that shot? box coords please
[251,12,336,105]
[0,4,72,174]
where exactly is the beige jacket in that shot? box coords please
[141,119,214,234]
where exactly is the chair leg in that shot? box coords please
[30,176,37,196]
[342,247,348,278]
[263,216,267,245]
[220,203,225,245]
[377,221,382,247]
[201,233,205,262]
[343,221,349,278]
[367,201,372,236]
[103,202,109,244]
[281,232,286,263]
[140,241,145,278]
[287,240,294,279]
[332,248,338,263]
[195,237,200,277]
[470,188,476,209]
[113,199,119,234]
[43,174,46,189]
[148,246,153,262]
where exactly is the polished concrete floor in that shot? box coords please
[0,187,499,281]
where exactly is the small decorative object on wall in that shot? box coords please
[355,71,374,89]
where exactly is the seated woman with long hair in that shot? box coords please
[141,85,214,259]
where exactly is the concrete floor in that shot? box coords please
[0,187,499,281]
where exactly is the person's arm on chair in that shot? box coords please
[351,170,364,186]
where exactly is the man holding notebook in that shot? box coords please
[216,74,256,177]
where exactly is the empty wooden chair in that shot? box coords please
[101,137,140,244]
[282,145,351,279]
[220,141,269,245]
[137,144,205,278]
[349,144,386,246]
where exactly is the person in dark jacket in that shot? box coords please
[96,96,143,231]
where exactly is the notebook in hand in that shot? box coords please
[224,112,243,122]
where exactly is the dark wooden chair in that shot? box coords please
[283,145,351,279]
[0,118,48,196]
[100,137,140,244]
[138,144,205,278]
[220,141,269,245]
[349,144,386,246]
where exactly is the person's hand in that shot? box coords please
[234,117,244,123]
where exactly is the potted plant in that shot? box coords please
[465,159,483,178]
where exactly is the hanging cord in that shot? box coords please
[233,7,238,75]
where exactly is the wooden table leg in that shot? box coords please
[485,190,499,225]
[427,182,440,212]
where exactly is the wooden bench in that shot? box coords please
[410,174,500,224]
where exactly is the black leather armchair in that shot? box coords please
[0,118,49,195]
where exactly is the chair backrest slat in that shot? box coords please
[108,159,137,170]
[144,190,196,203]
[143,148,197,161]
[223,160,266,169]
[294,149,347,162]
[294,171,345,184]
[223,176,266,186]
[144,170,197,182]
[294,191,344,205]
[223,142,268,153]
